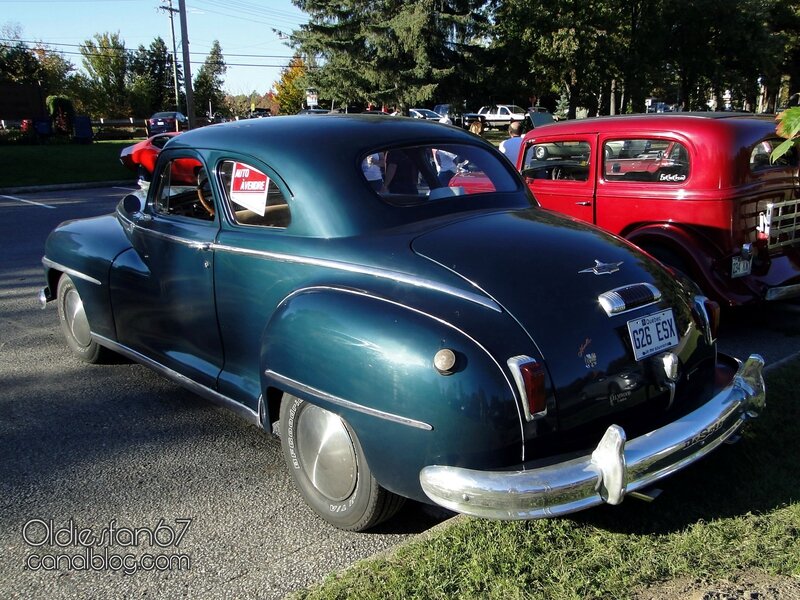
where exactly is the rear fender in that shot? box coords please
[625,224,725,296]
[259,286,523,501]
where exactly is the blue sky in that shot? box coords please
[0,0,308,94]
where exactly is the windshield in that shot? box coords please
[361,143,519,206]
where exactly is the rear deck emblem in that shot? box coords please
[580,260,623,275]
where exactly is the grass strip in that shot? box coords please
[294,358,800,600]
[0,141,135,187]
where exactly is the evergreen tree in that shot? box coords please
[193,40,228,118]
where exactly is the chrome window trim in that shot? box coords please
[41,257,102,286]
[265,369,433,431]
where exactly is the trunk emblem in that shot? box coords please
[579,260,623,275]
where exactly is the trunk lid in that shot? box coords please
[412,208,715,437]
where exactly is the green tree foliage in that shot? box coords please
[193,40,228,118]
[129,37,179,116]
[772,107,800,162]
[291,0,486,110]
[274,54,307,114]
[0,23,44,85]
[79,32,129,117]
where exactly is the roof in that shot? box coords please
[165,114,517,238]
[527,112,777,138]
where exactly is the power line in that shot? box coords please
[0,37,296,59]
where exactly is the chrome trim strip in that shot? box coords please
[420,354,765,520]
[212,243,501,312]
[118,218,499,310]
[92,334,261,426]
[598,283,661,316]
[265,369,433,431]
[276,285,524,450]
[765,283,800,302]
[507,355,547,422]
[41,257,102,286]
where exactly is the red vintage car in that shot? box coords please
[513,113,800,306]
[119,132,181,179]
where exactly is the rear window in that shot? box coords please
[603,139,689,183]
[750,139,798,172]
[361,143,518,206]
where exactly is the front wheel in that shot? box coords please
[279,394,404,531]
[56,275,107,363]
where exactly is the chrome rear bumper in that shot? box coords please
[419,354,765,520]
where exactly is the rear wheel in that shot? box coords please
[279,394,404,531]
[56,275,107,363]
[643,245,693,281]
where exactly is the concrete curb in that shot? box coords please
[0,180,135,195]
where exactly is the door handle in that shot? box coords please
[575,201,592,206]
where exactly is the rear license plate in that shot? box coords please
[731,255,751,278]
[627,309,679,361]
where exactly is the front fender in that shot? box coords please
[43,213,132,339]
[260,286,523,501]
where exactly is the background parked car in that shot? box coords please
[409,108,444,121]
[147,111,188,135]
[517,112,800,306]
[478,104,527,129]
[119,131,181,181]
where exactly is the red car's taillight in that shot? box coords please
[508,356,547,420]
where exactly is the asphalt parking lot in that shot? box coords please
[1,185,798,599]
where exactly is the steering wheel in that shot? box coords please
[195,172,215,218]
[551,166,562,180]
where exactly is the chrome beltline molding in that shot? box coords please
[118,214,501,312]
[42,257,102,286]
[211,242,502,312]
[265,369,433,431]
[92,334,261,426]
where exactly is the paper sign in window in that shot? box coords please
[230,162,269,215]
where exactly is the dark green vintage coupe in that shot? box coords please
[41,115,765,531]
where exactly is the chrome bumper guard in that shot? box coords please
[419,354,765,520]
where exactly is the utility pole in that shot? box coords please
[178,0,196,129]
[158,0,180,111]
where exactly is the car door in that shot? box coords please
[520,134,597,223]
[110,151,223,388]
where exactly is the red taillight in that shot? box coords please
[704,298,720,341]
[508,356,547,420]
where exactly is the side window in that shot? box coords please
[521,140,591,182]
[750,139,798,172]
[218,160,291,228]
[153,157,215,221]
[603,139,689,183]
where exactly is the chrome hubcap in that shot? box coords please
[64,289,91,347]
[296,404,357,501]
